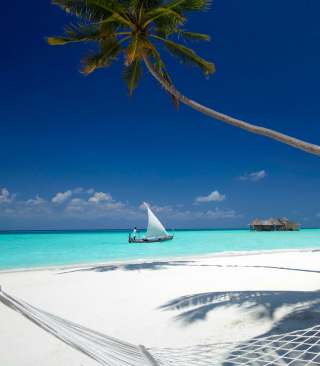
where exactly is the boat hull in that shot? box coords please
[129,235,174,243]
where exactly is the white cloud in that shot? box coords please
[73,187,83,194]
[88,192,112,203]
[141,201,243,221]
[292,211,298,214]
[302,218,310,221]
[105,202,126,209]
[316,213,320,217]
[171,206,242,220]
[140,202,172,213]
[52,190,73,204]
[176,204,184,208]
[0,188,17,204]
[195,191,226,203]
[239,170,267,182]
[0,188,9,203]
[69,198,85,205]
[154,205,172,213]
[1,188,131,219]
[65,205,83,212]
[86,189,95,195]
[64,197,133,219]
[26,195,46,205]
[206,207,242,219]
[0,189,243,222]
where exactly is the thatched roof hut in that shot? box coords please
[248,216,300,231]
[279,217,288,224]
[268,217,284,226]
[248,219,264,226]
[261,220,273,226]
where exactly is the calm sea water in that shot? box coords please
[0,229,319,271]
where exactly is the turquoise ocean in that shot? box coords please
[0,229,319,271]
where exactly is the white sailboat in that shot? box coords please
[129,202,174,243]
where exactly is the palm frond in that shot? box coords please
[150,49,179,109]
[47,22,100,45]
[81,36,125,75]
[143,7,186,28]
[151,35,215,75]
[52,0,112,21]
[143,0,211,28]
[122,59,144,97]
[163,0,211,13]
[162,65,179,109]
[103,12,135,28]
[99,13,133,35]
[52,0,129,23]
[126,34,154,65]
[175,30,210,41]
[127,0,163,12]
[100,19,123,35]
[153,28,210,42]
[130,0,144,12]
[141,0,163,9]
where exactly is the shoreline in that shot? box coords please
[1,246,320,274]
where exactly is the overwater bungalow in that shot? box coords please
[248,217,301,231]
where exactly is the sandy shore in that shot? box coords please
[1,248,320,366]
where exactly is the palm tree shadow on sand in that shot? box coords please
[58,260,197,274]
[155,290,320,365]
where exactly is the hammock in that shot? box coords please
[1,288,320,366]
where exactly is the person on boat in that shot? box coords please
[133,227,139,240]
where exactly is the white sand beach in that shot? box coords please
[1,248,320,366]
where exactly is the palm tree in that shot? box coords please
[47,0,320,156]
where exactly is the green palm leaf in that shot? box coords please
[144,8,186,28]
[151,35,215,75]
[99,14,131,35]
[153,28,210,42]
[47,22,100,45]
[144,0,211,27]
[122,59,144,97]
[150,49,179,109]
[100,12,135,29]
[52,0,129,23]
[126,34,154,65]
[162,65,179,109]
[129,0,162,12]
[174,30,210,42]
[163,0,212,13]
[81,36,125,75]
[52,0,112,22]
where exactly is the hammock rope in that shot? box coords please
[1,288,320,366]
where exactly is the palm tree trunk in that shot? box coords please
[143,55,320,156]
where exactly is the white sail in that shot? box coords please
[144,202,169,239]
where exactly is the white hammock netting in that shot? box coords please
[1,288,320,366]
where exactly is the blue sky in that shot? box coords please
[1,0,320,230]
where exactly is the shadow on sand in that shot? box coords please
[158,289,320,330]
[158,290,320,366]
[59,259,320,364]
[157,289,320,365]
[59,259,320,276]
[58,260,197,274]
